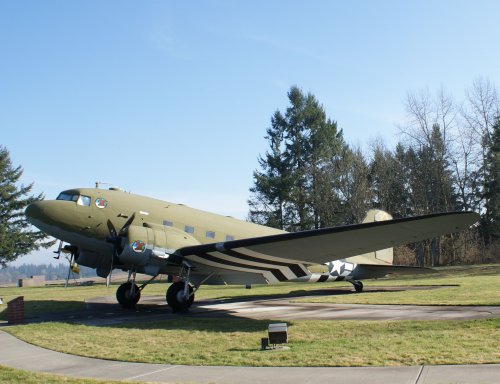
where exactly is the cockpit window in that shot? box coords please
[56,193,91,207]
[77,195,91,206]
[57,193,77,201]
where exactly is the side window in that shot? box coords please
[163,220,173,227]
[226,235,234,241]
[185,225,194,234]
[77,195,91,207]
[206,230,215,239]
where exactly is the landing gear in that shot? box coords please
[165,263,214,313]
[166,281,194,312]
[115,270,159,309]
[116,281,141,308]
[349,280,364,293]
[114,262,212,312]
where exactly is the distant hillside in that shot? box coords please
[0,263,97,284]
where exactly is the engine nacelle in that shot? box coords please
[75,249,112,271]
[116,224,199,266]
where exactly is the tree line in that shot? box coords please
[0,80,498,270]
[0,263,97,284]
[249,80,500,266]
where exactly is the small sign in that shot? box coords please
[268,323,288,345]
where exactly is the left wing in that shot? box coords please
[179,212,478,283]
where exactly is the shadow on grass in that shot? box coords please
[1,286,357,330]
[0,282,467,332]
[115,316,278,333]
[0,299,85,323]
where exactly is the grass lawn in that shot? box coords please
[295,264,500,306]
[0,365,151,384]
[1,264,499,367]
[1,265,499,321]
[5,317,500,367]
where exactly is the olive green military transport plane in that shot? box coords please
[25,187,478,311]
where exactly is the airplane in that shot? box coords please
[25,186,479,311]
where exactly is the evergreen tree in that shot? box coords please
[484,116,500,242]
[369,142,413,218]
[0,146,53,267]
[248,111,291,229]
[249,86,346,231]
[336,146,372,224]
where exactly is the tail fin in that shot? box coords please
[346,209,394,265]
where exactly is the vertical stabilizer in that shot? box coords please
[346,209,394,265]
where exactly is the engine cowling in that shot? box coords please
[116,224,199,266]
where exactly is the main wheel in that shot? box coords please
[116,282,141,308]
[353,281,364,293]
[166,281,194,312]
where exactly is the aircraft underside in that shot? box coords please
[98,255,367,310]
[65,243,368,311]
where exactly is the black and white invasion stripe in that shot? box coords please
[185,246,310,283]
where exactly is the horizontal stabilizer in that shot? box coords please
[355,264,436,279]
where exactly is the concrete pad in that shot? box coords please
[13,285,499,327]
[197,300,500,320]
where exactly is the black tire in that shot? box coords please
[116,282,141,308]
[166,281,194,312]
[354,281,364,293]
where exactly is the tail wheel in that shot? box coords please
[116,281,141,308]
[166,281,194,312]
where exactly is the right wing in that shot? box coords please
[179,212,478,283]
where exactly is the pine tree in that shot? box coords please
[484,116,500,242]
[249,86,346,231]
[0,146,53,267]
[369,142,413,218]
[248,111,292,229]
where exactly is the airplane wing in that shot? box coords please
[179,212,478,283]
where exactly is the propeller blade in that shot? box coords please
[106,219,118,239]
[119,212,136,236]
[104,213,135,288]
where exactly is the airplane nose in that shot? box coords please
[25,202,44,223]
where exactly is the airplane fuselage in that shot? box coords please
[26,187,289,277]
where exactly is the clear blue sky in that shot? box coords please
[1,1,499,265]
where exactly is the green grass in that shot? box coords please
[1,265,499,367]
[295,264,500,306]
[1,265,499,321]
[0,365,152,384]
[6,318,500,367]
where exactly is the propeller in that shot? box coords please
[105,213,136,287]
